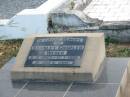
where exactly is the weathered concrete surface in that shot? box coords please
[48,25,130,42]
[0,0,69,40]
[49,0,102,30]
[100,21,130,30]
[1,0,130,42]
[84,0,130,21]
[50,10,102,27]
[49,0,130,42]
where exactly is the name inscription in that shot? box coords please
[24,37,86,67]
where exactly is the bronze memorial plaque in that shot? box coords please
[25,37,87,67]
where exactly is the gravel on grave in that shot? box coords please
[0,0,47,19]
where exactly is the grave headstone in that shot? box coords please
[11,33,105,82]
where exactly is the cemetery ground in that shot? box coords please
[0,39,130,68]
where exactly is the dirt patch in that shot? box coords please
[106,43,130,57]
[0,40,22,68]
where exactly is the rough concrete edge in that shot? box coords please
[48,0,101,30]
[12,72,93,82]
[50,10,102,26]
[49,0,130,31]
[115,60,129,97]
[100,21,130,30]
[94,34,106,82]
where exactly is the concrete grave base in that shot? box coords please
[116,60,130,97]
[11,33,105,82]
[0,57,129,97]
